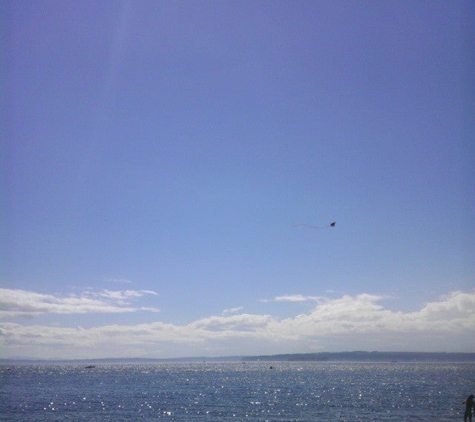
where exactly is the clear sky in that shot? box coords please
[2,0,474,359]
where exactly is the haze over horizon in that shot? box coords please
[3,1,474,360]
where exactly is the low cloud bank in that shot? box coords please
[1,290,474,359]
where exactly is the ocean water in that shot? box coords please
[1,361,474,421]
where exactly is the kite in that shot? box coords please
[292,221,336,229]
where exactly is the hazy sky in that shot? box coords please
[3,0,474,359]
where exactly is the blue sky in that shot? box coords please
[2,0,474,359]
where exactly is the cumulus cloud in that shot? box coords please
[0,288,159,318]
[222,307,244,315]
[1,290,474,359]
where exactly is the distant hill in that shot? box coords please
[243,351,475,362]
[2,351,474,364]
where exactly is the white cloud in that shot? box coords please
[92,289,158,305]
[1,290,474,359]
[0,288,159,318]
[141,290,159,296]
[104,278,134,284]
[222,307,244,315]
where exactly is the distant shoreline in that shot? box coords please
[1,351,474,364]
[243,351,475,363]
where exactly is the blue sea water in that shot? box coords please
[1,361,474,421]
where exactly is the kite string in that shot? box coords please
[292,222,336,229]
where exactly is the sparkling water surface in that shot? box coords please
[1,361,474,421]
